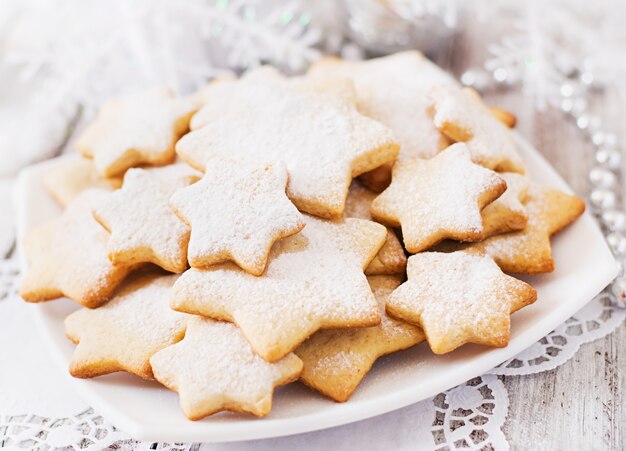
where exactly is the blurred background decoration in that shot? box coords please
[0,0,625,177]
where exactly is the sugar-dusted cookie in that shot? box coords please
[77,88,196,177]
[171,215,387,362]
[189,66,284,130]
[455,185,585,274]
[387,251,537,354]
[429,85,525,173]
[170,158,304,275]
[296,275,424,402]
[482,172,530,238]
[43,154,122,207]
[64,272,188,379]
[176,69,399,219]
[489,106,517,128]
[19,190,135,308]
[93,165,199,273]
[150,316,303,419]
[371,143,506,253]
[345,181,406,275]
[309,51,456,191]
[188,74,237,108]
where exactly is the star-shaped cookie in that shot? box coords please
[150,316,303,419]
[44,154,122,207]
[93,165,199,273]
[19,189,135,308]
[345,181,406,275]
[176,71,399,219]
[189,66,284,130]
[77,88,196,177]
[64,272,189,379]
[170,158,305,275]
[171,215,387,362]
[371,143,506,253]
[429,85,526,173]
[308,51,455,191]
[387,251,537,354]
[481,172,530,238]
[458,185,585,273]
[296,275,424,402]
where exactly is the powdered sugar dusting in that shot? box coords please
[176,69,398,217]
[295,275,423,400]
[310,51,456,161]
[371,143,506,253]
[150,316,302,418]
[481,172,530,237]
[430,85,525,173]
[472,185,584,272]
[484,173,529,218]
[170,157,304,275]
[189,66,284,130]
[77,88,196,177]
[93,167,196,273]
[64,273,188,378]
[171,215,386,361]
[21,189,133,307]
[43,154,120,207]
[388,251,535,353]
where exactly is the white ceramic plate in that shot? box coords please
[16,135,617,443]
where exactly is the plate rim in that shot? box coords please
[15,133,618,443]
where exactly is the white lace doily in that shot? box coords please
[491,292,625,376]
[0,255,623,450]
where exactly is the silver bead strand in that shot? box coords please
[562,89,626,307]
[459,67,626,307]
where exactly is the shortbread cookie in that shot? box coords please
[345,182,406,275]
[77,88,196,177]
[482,172,530,238]
[150,316,303,419]
[387,251,537,354]
[489,107,517,128]
[170,158,304,275]
[64,272,188,379]
[296,275,424,402]
[189,66,284,130]
[309,51,456,191]
[19,190,135,307]
[190,66,357,131]
[371,143,506,253]
[189,74,236,108]
[93,165,199,273]
[44,154,122,207]
[452,186,585,274]
[171,215,387,362]
[176,70,399,219]
[429,85,525,173]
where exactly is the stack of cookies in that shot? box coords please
[20,51,585,420]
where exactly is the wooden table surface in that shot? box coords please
[430,17,626,451]
[498,107,625,451]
